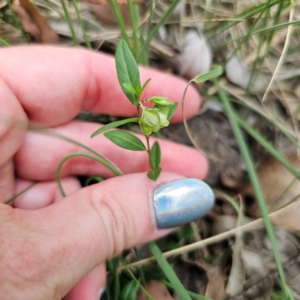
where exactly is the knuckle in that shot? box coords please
[90,188,137,258]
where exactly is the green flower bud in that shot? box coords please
[153,105,170,128]
[139,108,160,135]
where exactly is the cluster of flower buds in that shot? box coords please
[139,97,177,136]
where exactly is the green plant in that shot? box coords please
[91,39,178,181]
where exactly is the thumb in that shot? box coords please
[4,173,214,299]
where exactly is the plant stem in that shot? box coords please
[56,152,123,197]
[5,182,37,204]
[60,0,80,46]
[107,0,130,46]
[71,0,92,49]
[146,135,151,153]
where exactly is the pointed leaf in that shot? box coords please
[91,117,139,138]
[104,130,146,151]
[149,97,173,106]
[194,65,223,83]
[167,102,178,120]
[147,167,162,181]
[138,78,151,97]
[115,40,140,105]
[149,141,161,169]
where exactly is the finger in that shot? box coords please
[63,263,106,300]
[13,177,81,209]
[0,46,201,126]
[7,173,214,299]
[15,121,209,180]
[0,78,27,202]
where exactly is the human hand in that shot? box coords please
[0,46,213,299]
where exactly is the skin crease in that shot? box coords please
[0,46,209,300]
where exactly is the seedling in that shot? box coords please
[91,40,178,181]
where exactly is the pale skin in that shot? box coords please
[0,46,209,300]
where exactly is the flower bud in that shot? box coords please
[139,108,160,135]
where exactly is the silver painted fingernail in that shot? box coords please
[152,179,214,229]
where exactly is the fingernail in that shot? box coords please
[152,178,214,229]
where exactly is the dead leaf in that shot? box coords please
[137,280,174,300]
[226,210,245,296]
[242,155,300,214]
[14,0,59,44]
[11,4,41,42]
[270,200,300,232]
[205,264,227,300]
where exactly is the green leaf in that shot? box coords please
[149,141,161,169]
[194,65,223,83]
[120,280,138,300]
[148,242,192,300]
[115,40,140,105]
[122,83,138,95]
[147,167,162,181]
[167,102,178,120]
[104,130,146,151]
[138,78,151,97]
[91,117,139,137]
[149,97,173,106]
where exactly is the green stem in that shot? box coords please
[137,0,180,60]
[5,182,37,205]
[0,37,10,46]
[71,0,92,49]
[56,152,123,197]
[29,124,122,176]
[107,0,130,46]
[60,0,80,46]
[128,0,139,56]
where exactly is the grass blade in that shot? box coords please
[148,241,192,300]
[107,0,130,45]
[71,0,92,49]
[60,0,80,46]
[215,79,290,298]
[235,115,300,180]
[0,37,10,46]
[137,0,181,60]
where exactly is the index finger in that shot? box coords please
[0,46,201,127]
